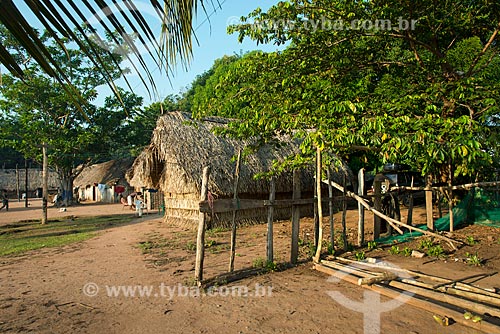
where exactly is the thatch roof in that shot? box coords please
[127,112,351,196]
[74,158,134,188]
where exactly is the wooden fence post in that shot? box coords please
[373,175,382,240]
[42,142,48,225]
[16,164,20,202]
[357,168,365,246]
[326,167,335,253]
[449,161,454,232]
[229,151,242,272]
[291,170,301,264]
[195,167,210,283]
[313,162,319,248]
[24,159,29,208]
[313,148,323,263]
[341,173,348,250]
[407,176,414,226]
[267,177,276,263]
[425,174,434,231]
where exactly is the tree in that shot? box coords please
[0,26,128,206]
[194,1,500,184]
[181,54,242,115]
[90,88,144,160]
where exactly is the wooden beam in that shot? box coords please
[290,170,301,264]
[358,272,399,286]
[313,147,323,263]
[326,167,335,254]
[373,175,382,240]
[195,167,210,284]
[334,257,499,297]
[199,198,265,213]
[407,176,414,226]
[449,161,454,233]
[229,151,242,272]
[425,174,434,231]
[322,260,500,317]
[267,177,276,263]
[341,173,348,250]
[41,142,48,225]
[357,168,365,246]
[314,160,319,248]
[199,197,343,213]
[314,263,500,334]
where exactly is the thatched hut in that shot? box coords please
[127,112,350,228]
[74,158,134,203]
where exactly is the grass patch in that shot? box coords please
[0,215,135,256]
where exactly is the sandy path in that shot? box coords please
[0,211,480,334]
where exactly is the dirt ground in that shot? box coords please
[0,199,499,333]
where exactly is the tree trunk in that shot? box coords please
[42,143,48,224]
[58,170,75,206]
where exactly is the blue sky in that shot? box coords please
[98,1,284,105]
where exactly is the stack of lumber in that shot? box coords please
[314,257,500,333]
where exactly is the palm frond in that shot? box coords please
[0,0,221,101]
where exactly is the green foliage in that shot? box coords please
[388,245,400,255]
[465,236,477,246]
[465,252,483,266]
[327,241,335,255]
[426,245,445,258]
[367,241,378,251]
[419,238,434,250]
[252,257,278,271]
[354,251,366,261]
[189,0,500,181]
[205,239,217,248]
[402,247,412,257]
[185,241,196,252]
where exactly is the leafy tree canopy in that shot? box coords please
[0,25,137,198]
[192,0,500,181]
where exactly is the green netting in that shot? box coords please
[376,188,500,244]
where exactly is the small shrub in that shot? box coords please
[402,247,412,257]
[185,241,196,251]
[465,236,477,246]
[205,239,217,248]
[327,241,335,255]
[355,251,366,261]
[419,238,433,250]
[252,257,278,271]
[426,245,445,258]
[388,245,400,255]
[465,252,483,266]
[307,241,316,258]
[367,241,378,251]
[252,257,266,268]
